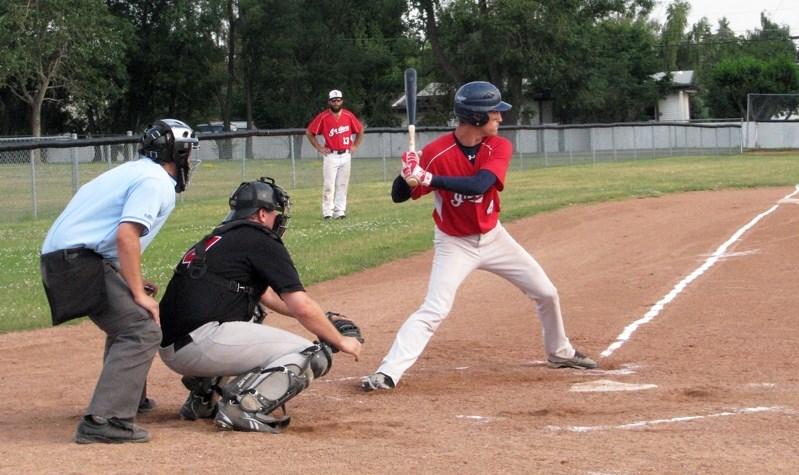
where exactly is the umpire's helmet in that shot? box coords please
[224,177,292,237]
[139,119,200,192]
[453,81,512,126]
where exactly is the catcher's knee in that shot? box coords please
[301,343,333,379]
[221,366,307,416]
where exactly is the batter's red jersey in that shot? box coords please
[306,109,364,151]
[412,132,512,236]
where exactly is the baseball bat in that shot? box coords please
[404,68,419,185]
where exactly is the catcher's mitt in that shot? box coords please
[323,311,364,352]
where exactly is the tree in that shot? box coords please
[0,0,129,137]
[706,55,799,119]
[105,0,227,134]
[414,0,659,124]
[699,14,798,119]
[239,0,413,128]
[659,0,690,71]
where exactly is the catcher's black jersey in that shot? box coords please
[159,223,304,346]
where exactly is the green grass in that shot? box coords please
[2,152,797,334]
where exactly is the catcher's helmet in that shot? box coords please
[139,119,200,192]
[453,81,512,126]
[224,177,292,237]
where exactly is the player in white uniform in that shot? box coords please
[362,81,597,391]
[305,89,365,220]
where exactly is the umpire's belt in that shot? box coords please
[329,149,349,154]
[40,247,99,264]
[173,334,194,352]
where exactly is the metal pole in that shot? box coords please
[241,136,246,182]
[71,133,79,194]
[290,135,297,189]
[30,149,38,219]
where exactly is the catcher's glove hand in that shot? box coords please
[323,311,364,353]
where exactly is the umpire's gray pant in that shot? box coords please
[86,262,161,419]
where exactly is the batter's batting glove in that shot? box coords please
[406,162,433,187]
[401,151,420,166]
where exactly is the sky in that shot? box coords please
[649,0,799,36]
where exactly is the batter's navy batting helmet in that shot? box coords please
[225,177,292,237]
[139,119,200,192]
[453,81,512,126]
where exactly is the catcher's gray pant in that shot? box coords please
[87,262,161,420]
[376,223,576,385]
[158,320,314,378]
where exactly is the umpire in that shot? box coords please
[157,177,362,433]
[40,119,199,444]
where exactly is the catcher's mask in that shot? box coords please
[139,119,200,192]
[453,81,512,127]
[224,176,292,237]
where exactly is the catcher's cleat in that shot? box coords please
[361,372,395,391]
[179,376,221,421]
[75,415,150,444]
[214,400,290,433]
[546,350,598,369]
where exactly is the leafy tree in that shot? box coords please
[414,0,659,124]
[706,55,799,119]
[105,0,227,133]
[0,0,129,136]
[659,0,689,71]
[238,0,413,129]
[695,13,798,119]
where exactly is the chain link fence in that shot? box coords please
[0,122,743,223]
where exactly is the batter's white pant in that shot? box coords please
[376,223,576,384]
[322,152,351,218]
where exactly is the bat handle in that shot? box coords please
[408,124,415,152]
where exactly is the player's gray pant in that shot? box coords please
[158,321,314,377]
[376,223,576,384]
[87,263,162,420]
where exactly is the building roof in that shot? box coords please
[392,82,450,109]
[652,70,696,90]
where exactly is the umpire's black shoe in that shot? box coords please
[75,415,150,444]
[137,397,157,414]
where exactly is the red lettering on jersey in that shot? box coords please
[181,235,223,264]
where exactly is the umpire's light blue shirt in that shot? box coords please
[42,157,177,263]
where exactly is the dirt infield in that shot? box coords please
[1,187,798,474]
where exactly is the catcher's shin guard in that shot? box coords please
[221,366,306,416]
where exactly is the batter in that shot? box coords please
[362,81,597,391]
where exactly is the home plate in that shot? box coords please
[570,379,657,392]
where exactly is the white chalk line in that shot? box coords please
[601,185,799,358]
[546,406,789,433]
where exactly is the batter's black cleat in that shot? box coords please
[361,372,395,391]
[75,415,150,444]
[546,351,598,369]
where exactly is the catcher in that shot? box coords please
[157,177,363,433]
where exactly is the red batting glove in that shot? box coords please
[401,151,420,167]
[407,163,433,186]
[401,151,420,181]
